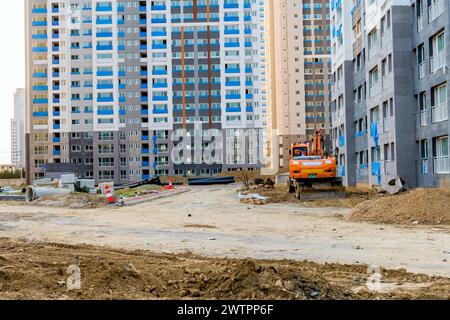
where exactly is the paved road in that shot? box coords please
[1,185,450,277]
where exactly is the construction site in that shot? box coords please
[1,168,450,300]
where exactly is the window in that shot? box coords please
[431,83,448,123]
[420,139,429,174]
[433,136,449,174]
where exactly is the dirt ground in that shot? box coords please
[1,238,450,300]
[347,189,450,226]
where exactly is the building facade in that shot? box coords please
[265,0,332,170]
[25,0,266,184]
[330,0,450,189]
[11,88,27,168]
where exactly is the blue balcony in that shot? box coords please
[32,47,48,53]
[140,71,148,76]
[52,33,60,39]
[53,98,60,104]
[226,94,241,100]
[245,94,253,99]
[225,68,240,74]
[96,32,113,38]
[141,96,149,102]
[119,84,126,89]
[117,19,124,25]
[339,135,345,147]
[245,42,252,47]
[97,110,114,115]
[152,70,168,75]
[96,45,113,50]
[224,3,239,9]
[53,150,61,156]
[33,85,48,91]
[119,110,126,116]
[245,67,253,73]
[153,96,168,102]
[97,84,114,90]
[225,81,241,87]
[52,46,60,52]
[53,124,61,130]
[53,111,60,117]
[245,81,253,86]
[117,6,124,12]
[119,97,126,102]
[52,137,61,143]
[152,83,167,88]
[225,42,240,48]
[139,5,147,11]
[152,44,167,50]
[244,16,251,21]
[96,5,112,11]
[97,71,113,77]
[224,29,239,35]
[142,161,150,167]
[52,20,60,26]
[246,107,254,112]
[32,8,47,13]
[52,59,60,65]
[153,108,169,114]
[151,18,166,23]
[118,32,125,38]
[32,21,47,27]
[226,107,242,113]
[142,135,149,141]
[141,109,149,115]
[118,45,125,51]
[33,73,47,78]
[52,7,60,13]
[142,148,150,154]
[33,112,48,117]
[118,71,126,77]
[151,31,166,37]
[224,16,239,22]
[96,19,112,24]
[33,99,48,104]
[32,34,48,39]
[52,85,60,91]
[151,5,166,10]
[140,44,148,50]
[142,174,151,180]
[97,97,114,103]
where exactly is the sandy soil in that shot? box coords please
[1,185,450,279]
[1,238,450,300]
[347,189,450,225]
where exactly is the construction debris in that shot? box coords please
[238,192,268,205]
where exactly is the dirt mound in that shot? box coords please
[1,238,450,300]
[252,186,374,208]
[30,193,106,209]
[346,189,450,225]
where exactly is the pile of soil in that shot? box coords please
[30,193,107,209]
[252,186,375,208]
[346,189,450,225]
[1,238,450,300]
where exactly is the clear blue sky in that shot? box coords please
[0,1,25,164]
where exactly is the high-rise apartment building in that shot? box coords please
[25,0,266,184]
[330,0,450,189]
[11,88,27,168]
[265,0,332,170]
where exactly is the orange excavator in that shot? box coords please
[287,130,343,200]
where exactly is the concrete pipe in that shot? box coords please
[25,186,72,203]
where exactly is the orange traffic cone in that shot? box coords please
[105,185,115,204]
[164,179,174,190]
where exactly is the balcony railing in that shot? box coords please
[434,156,449,174]
[420,109,427,126]
[432,102,448,123]
[428,0,445,23]
[418,62,426,79]
[430,50,446,73]
[417,15,424,32]
[384,160,393,175]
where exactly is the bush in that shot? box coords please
[0,169,24,179]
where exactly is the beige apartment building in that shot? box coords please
[265,0,331,170]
